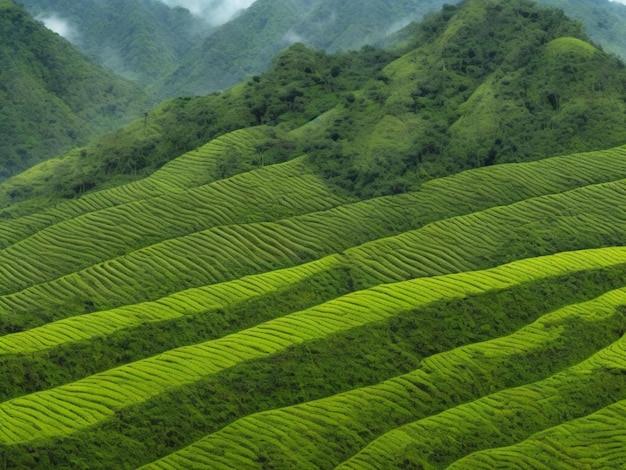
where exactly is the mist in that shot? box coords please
[158,0,257,25]
[36,13,80,43]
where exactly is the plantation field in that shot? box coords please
[1,134,626,468]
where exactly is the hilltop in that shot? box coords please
[157,0,455,98]
[0,0,150,180]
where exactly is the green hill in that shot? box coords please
[158,0,626,98]
[19,0,626,99]
[539,0,626,60]
[0,110,626,469]
[4,0,626,209]
[1,0,626,467]
[18,0,210,89]
[0,0,151,180]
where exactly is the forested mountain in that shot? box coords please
[157,0,453,97]
[1,0,626,467]
[19,0,626,99]
[158,0,626,97]
[18,0,210,88]
[0,0,150,180]
[4,0,626,209]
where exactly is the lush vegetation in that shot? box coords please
[0,0,150,180]
[1,0,626,467]
[539,0,626,60]
[4,0,626,210]
[18,0,210,89]
[0,129,625,466]
[18,0,626,100]
[157,0,453,98]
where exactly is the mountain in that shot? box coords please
[19,0,626,100]
[17,0,210,89]
[157,0,452,97]
[1,0,626,467]
[5,0,626,209]
[0,0,150,180]
[152,0,626,98]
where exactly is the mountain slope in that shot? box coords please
[3,0,626,210]
[0,0,150,180]
[539,0,626,59]
[18,0,210,88]
[158,0,452,98]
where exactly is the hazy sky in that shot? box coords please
[158,0,257,25]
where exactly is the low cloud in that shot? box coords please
[36,13,80,43]
[386,18,412,36]
[158,0,257,26]
[282,29,307,46]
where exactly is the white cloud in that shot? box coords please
[37,13,80,43]
[609,0,626,4]
[158,0,257,25]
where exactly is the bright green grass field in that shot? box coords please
[0,136,626,468]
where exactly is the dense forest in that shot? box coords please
[17,0,210,87]
[18,0,626,99]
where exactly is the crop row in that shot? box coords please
[0,127,269,250]
[0,174,624,335]
[141,282,626,469]
[346,178,626,285]
[0,156,346,295]
[0,255,342,356]
[338,327,626,469]
[0,247,624,445]
[448,399,626,469]
[1,142,625,286]
[3,258,624,468]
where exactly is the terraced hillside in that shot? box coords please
[0,121,625,468]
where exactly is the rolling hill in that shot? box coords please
[160,0,626,98]
[1,0,626,468]
[157,0,453,97]
[0,109,625,469]
[20,0,626,99]
[0,0,151,180]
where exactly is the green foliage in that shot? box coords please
[307,0,626,198]
[2,262,624,468]
[0,0,150,180]
[6,0,626,206]
[0,43,393,211]
[157,0,452,98]
[18,0,210,90]
[1,1,626,467]
[538,0,626,60]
